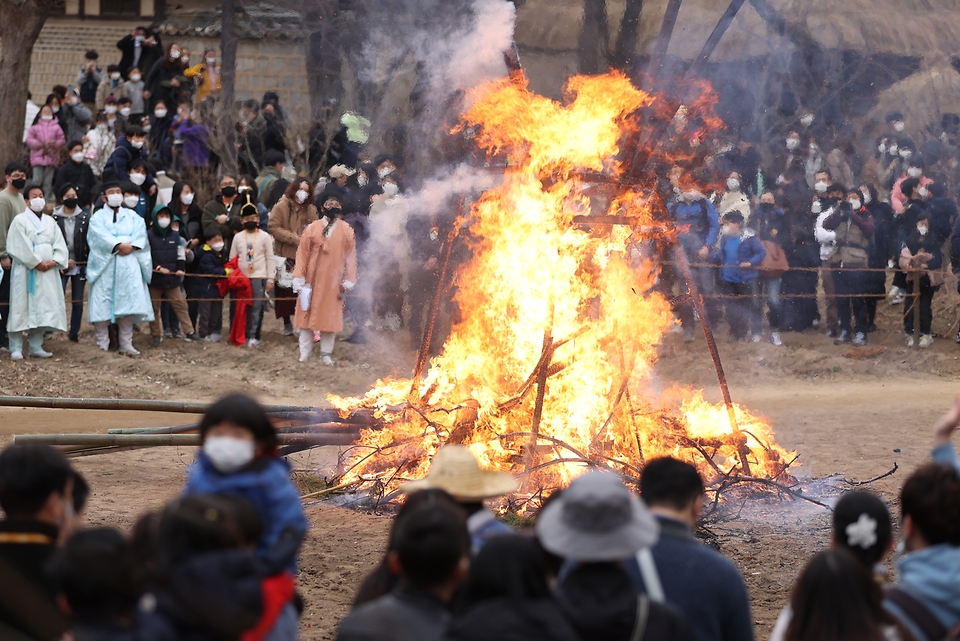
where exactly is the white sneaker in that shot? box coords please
[770,331,782,346]
[209,333,221,342]
[906,335,915,347]
[891,293,905,306]
[120,348,141,356]
[29,349,53,358]
[751,333,762,343]
[919,334,934,349]
[10,352,23,361]
[321,354,334,366]
[247,338,261,348]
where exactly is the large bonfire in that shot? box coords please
[330,71,793,501]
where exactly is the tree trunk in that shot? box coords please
[301,0,342,121]
[613,0,644,71]
[578,0,609,74]
[0,0,61,165]
[219,0,238,174]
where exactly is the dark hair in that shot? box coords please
[640,457,705,510]
[72,471,90,514]
[24,183,44,200]
[393,496,469,590]
[118,97,132,106]
[459,536,550,611]
[264,150,286,167]
[900,178,921,199]
[198,394,278,453]
[121,182,141,196]
[128,158,148,173]
[156,495,245,566]
[52,85,67,99]
[126,125,145,138]
[49,528,137,619]
[827,183,847,195]
[901,463,960,546]
[262,91,279,104]
[353,490,463,606]
[832,492,892,568]
[66,139,83,152]
[908,154,924,169]
[242,99,259,113]
[59,182,80,202]
[785,548,891,641]
[171,180,195,214]
[722,211,745,225]
[203,227,223,241]
[130,510,160,584]
[85,50,99,59]
[930,183,946,199]
[5,162,27,176]
[0,444,73,517]
[898,137,916,152]
[107,64,120,73]
[214,495,262,546]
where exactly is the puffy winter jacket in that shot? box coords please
[26,118,66,167]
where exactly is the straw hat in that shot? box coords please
[536,471,659,562]
[400,445,518,501]
[328,164,356,179]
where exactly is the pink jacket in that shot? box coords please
[26,119,66,167]
[891,173,933,213]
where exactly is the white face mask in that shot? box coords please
[800,114,814,126]
[811,201,822,214]
[296,189,309,204]
[110,72,121,80]
[809,144,819,153]
[130,74,141,82]
[900,150,912,159]
[154,109,167,118]
[105,105,117,115]
[378,166,394,179]
[129,172,146,185]
[786,138,799,150]
[157,216,171,229]
[878,143,886,154]
[97,123,108,131]
[29,197,46,213]
[888,145,898,155]
[71,152,85,163]
[894,121,905,132]
[130,140,144,150]
[52,106,60,113]
[862,190,872,205]
[123,195,139,208]
[206,56,216,65]
[907,167,922,178]
[120,107,131,117]
[41,115,53,121]
[238,185,251,193]
[918,187,929,199]
[182,57,190,65]
[211,241,224,252]
[169,50,180,60]
[722,224,735,236]
[180,192,194,205]
[917,225,928,236]
[726,178,740,192]
[106,193,124,208]
[814,181,828,193]
[357,173,369,187]
[848,199,861,210]
[382,182,399,197]
[69,96,79,106]
[203,436,255,473]
[142,125,151,133]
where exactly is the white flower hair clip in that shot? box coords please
[846,513,878,549]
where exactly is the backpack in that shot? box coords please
[886,587,960,641]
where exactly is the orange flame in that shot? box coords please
[330,72,792,497]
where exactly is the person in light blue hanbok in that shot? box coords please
[86,181,153,355]
[5,184,68,359]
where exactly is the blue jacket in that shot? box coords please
[183,453,308,574]
[932,443,960,474]
[625,516,754,641]
[884,544,960,641]
[669,198,720,252]
[709,230,765,284]
[103,137,156,192]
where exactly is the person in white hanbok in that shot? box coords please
[86,182,153,355]
[5,185,69,359]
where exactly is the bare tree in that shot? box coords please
[0,0,63,164]
[613,0,644,71]
[578,0,610,74]
[219,0,239,173]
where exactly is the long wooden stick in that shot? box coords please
[14,432,360,447]
[0,396,312,414]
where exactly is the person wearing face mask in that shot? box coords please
[148,99,174,170]
[183,394,308,633]
[753,192,788,346]
[772,131,805,192]
[86,182,154,356]
[0,443,78,640]
[176,106,210,189]
[707,211,766,343]
[103,125,153,186]
[369,175,406,332]
[0,163,29,347]
[144,43,186,110]
[26,105,66,202]
[860,184,894,333]
[83,113,116,178]
[823,190,876,346]
[53,141,95,208]
[5,185,69,359]
[183,48,221,101]
[239,174,272,227]
[123,66,145,118]
[292,194,357,364]
[229,199,275,348]
[803,138,826,189]
[202,174,243,251]
[146,203,199,347]
[60,89,92,144]
[52,184,91,343]
[194,228,228,341]
[256,150,287,203]
[891,155,933,214]
[268,180,317,336]
[95,64,128,112]
[899,213,942,348]
[717,171,751,221]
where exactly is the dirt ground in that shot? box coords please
[2,289,960,640]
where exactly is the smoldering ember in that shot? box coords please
[2,1,960,641]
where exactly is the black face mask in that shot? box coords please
[322,206,341,217]
[11,178,26,190]
[63,197,79,209]
[221,186,236,198]
[243,220,258,230]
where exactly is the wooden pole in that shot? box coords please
[647,0,683,78]
[911,270,922,350]
[219,0,239,174]
[0,396,313,414]
[14,432,360,448]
